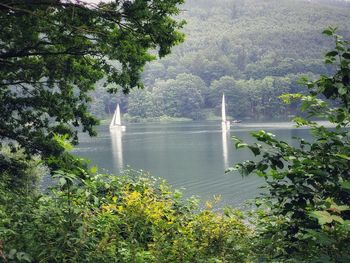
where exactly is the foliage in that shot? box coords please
[231,28,350,261]
[153,73,207,120]
[207,76,291,120]
[0,0,185,169]
[0,169,252,263]
[127,89,159,118]
[91,0,350,121]
[0,146,47,193]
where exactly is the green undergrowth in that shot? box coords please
[0,168,252,263]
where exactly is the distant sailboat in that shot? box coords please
[110,104,126,131]
[221,93,230,130]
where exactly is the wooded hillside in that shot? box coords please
[91,0,350,121]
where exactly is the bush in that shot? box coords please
[232,28,350,262]
[0,169,252,262]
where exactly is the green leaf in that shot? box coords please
[59,177,67,186]
[325,58,334,64]
[310,211,333,225]
[312,254,332,263]
[310,210,344,225]
[306,230,334,246]
[341,181,350,192]
[309,169,328,177]
[248,145,261,156]
[235,142,248,149]
[335,154,350,160]
[322,29,334,36]
[8,249,17,259]
[16,252,31,262]
[341,220,350,231]
[343,52,350,59]
[279,93,303,104]
[338,87,347,96]
[293,116,311,126]
[329,203,349,213]
[53,134,74,151]
[331,215,344,224]
[325,51,338,57]
[90,165,98,174]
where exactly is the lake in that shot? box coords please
[73,121,313,207]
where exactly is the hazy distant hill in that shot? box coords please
[91,0,350,120]
[308,0,350,7]
[142,0,350,85]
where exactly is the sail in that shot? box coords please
[110,110,116,128]
[110,104,126,131]
[222,93,226,122]
[114,104,121,126]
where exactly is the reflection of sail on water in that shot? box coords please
[221,93,230,130]
[222,129,229,169]
[110,129,123,173]
[220,93,230,167]
[222,94,226,122]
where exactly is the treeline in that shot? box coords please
[123,74,300,121]
[90,0,350,121]
[310,0,350,7]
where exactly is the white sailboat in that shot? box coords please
[221,93,230,130]
[110,104,126,131]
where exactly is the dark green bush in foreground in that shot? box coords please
[0,168,251,263]
[232,28,350,262]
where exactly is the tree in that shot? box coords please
[232,28,350,261]
[208,76,249,119]
[153,73,206,120]
[0,0,185,170]
[127,88,158,118]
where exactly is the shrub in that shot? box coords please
[1,169,252,262]
[232,28,350,262]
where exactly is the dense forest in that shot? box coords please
[90,0,350,121]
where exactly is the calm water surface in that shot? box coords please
[74,121,312,207]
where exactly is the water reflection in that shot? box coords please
[110,129,123,173]
[222,129,230,169]
[75,121,312,206]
